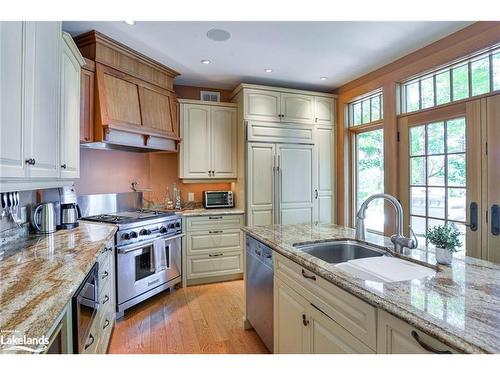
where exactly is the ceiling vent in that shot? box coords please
[200,90,221,102]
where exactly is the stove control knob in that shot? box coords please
[175,221,181,228]
[121,233,130,240]
[130,231,138,239]
[159,226,167,234]
[139,229,151,236]
[168,223,175,229]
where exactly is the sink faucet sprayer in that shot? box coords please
[355,193,418,254]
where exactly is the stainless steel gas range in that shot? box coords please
[79,193,183,319]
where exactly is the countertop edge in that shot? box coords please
[241,228,488,354]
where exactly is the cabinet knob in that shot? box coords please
[25,158,35,165]
[61,164,67,169]
[302,314,309,326]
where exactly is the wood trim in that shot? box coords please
[102,123,181,140]
[404,101,466,126]
[82,57,95,72]
[383,83,398,235]
[230,83,337,100]
[178,98,238,107]
[347,122,383,134]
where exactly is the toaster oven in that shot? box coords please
[203,191,234,208]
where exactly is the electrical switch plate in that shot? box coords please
[188,192,194,202]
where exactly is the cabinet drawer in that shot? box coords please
[377,310,459,354]
[95,304,115,354]
[186,214,243,231]
[187,228,242,255]
[187,252,243,279]
[274,252,377,350]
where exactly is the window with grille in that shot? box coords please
[348,90,383,126]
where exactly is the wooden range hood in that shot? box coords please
[74,30,181,152]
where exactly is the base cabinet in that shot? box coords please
[377,310,458,354]
[274,277,373,354]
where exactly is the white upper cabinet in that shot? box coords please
[314,96,335,126]
[314,126,334,224]
[179,101,237,179]
[24,22,62,178]
[243,89,281,122]
[239,85,335,126]
[60,32,84,179]
[281,93,314,124]
[0,22,25,179]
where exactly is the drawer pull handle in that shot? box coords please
[209,230,223,234]
[84,334,95,350]
[102,295,110,305]
[208,216,223,220]
[209,253,223,257]
[101,271,109,280]
[411,331,452,354]
[301,269,316,281]
[103,319,110,330]
[302,314,309,326]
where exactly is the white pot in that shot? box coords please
[435,247,453,265]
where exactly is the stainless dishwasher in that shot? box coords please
[245,235,274,352]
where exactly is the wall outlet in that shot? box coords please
[188,192,195,202]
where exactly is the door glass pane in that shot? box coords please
[448,188,466,221]
[406,82,420,112]
[427,155,445,186]
[353,102,362,125]
[428,187,445,219]
[410,187,426,216]
[427,122,444,154]
[454,223,466,252]
[411,157,426,185]
[410,126,425,156]
[356,129,384,232]
[421,77,434,109]
[411,216,427,248]
[436,71,451,105]
[452,64,469,100]
[493,53,500,91]
[448,154,466,186]
[135,246,155,281]
[428,218,446,236]
[371,96,380,121]
[471,57,490,96]
[447,118,466,152]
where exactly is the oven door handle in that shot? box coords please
[117,233,185,254]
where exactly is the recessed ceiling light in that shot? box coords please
[264,68,273,73]
[207,28,231,42]
[200,59,211,65]
[320,77,328,81]
[123,20,135,25]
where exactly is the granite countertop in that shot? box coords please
[241,223,500,354]
[175,208,245,217]
[0,222,117,353]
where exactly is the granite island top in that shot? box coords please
[241,223,500,354]
[0,222,117,353]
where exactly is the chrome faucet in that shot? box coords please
[355,193,418,254]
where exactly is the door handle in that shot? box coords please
[314,189,318,199]
[469,202,478,232]
[301,269,316,280]
[491,205,499,236]
[410,331,452,354]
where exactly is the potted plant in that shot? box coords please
[426,224,462,265]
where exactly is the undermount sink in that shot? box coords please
[294,240,436,283]
[294,240,385,263]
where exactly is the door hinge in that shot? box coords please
[486,142,488,155]
[397,131,400,142]
[486,210,488,224]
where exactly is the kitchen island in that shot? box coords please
[242,223,500,354]
[0,222,116,353]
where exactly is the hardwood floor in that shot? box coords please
[108,280,269,354]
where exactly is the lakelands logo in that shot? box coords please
[0,329,49,353]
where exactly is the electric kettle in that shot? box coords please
[31,202,57,234]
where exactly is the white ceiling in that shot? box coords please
[63,21,473,92]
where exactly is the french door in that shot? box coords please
[398,101,482,257]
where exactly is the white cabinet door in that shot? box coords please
[377,310,457,354]
[24,22,62,178]
[274,278,309,354]
[0,22,26,179]
[180,104,211,179]
[281,93,314,124]
[314,96,334,126]
[278,144,316,224]
[308,304,373,354]
[244,89,281,122]
[247,143,275,226]
[59,33,82,179]
[211,106,237,178]
[314,126,334,224]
